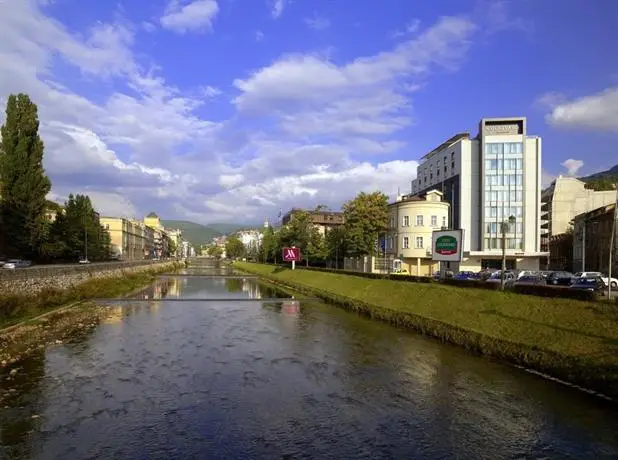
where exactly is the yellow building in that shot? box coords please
[100,217,154,260]
[386,189,450,276]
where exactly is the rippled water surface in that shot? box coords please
[1,264,617,459]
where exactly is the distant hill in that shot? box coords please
[207,223,257,234]
[579,164,618,191]
[160,220,221,246]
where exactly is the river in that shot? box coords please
[1,266,617,459]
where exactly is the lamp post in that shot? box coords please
[608,185,618,299]
[501,215,516,291]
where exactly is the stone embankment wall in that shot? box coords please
[0,260,178,296]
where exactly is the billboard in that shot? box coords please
[282,247,301,262]
[431,229,464,262]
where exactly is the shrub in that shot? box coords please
[512,284,597,301]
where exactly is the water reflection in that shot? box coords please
[1,268,618,458]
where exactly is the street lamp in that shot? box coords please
[501,215,516,291]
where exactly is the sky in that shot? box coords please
[0,0,617,225]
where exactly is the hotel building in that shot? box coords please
[410,117,546,271]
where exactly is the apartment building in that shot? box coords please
[541,176,617,253]
[410,117,546,271]
[572,202,618,274]
[100,217,154,260]
[386,189,450,276]
[282,209,345,236]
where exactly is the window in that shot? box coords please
[431,215,437,227]
[416,215,424,226]
[415,237,423,249]
[403,215,409,226]
[442,216,447,228]
[403,237,409,249]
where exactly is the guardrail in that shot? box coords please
[0,260,171,280]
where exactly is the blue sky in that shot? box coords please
[1,0,617,224]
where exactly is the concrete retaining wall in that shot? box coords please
[0,260,179,296]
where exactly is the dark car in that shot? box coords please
[454,271,480,281]
[569,277,604,293]
[546,271,575,286]
[515,275,546,286]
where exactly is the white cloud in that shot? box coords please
[544,87,618,132]
[541,170,555,189]
[561,159,584,176]
[304,15,331,31]
[0,3,497,225]
[160,0,219,34]
[270,0,285,19]
[255,30,264,42]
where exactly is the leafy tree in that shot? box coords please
[207,245,223,259]
[326,226,347,268]
[584,178,618,192]
[52,194,111,261]
[225,236,245,259]
[278,209,314,251]
[261,225,278,263]
[0,94,52,259]
[343,191,389,256]
[168,238,177,257]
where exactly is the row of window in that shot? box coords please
[394,215,448,228]
[485,142,523,155]
[402,236,425,249]
[485,190,523,202]
[485,206,524,218]
[485,158,523,170]
[485,222,524,234]
[484,238,524,250]
[485,174,523,186]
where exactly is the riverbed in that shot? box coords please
[1,267,617,459]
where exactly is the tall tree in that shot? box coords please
[52,194,110,261]
[343,191,389,256]
[0,94,52,259]
[225,236,245,259]
[261,225,277,263]
[326,226,347,268]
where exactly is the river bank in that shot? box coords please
[234,262,618,400]
[0,262,182,366]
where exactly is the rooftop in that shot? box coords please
[420,132,470,162]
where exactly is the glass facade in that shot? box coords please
[483,142,524,251]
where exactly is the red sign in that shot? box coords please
[282,247,301,262]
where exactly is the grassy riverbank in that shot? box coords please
[0,263,179,329]
[235,262,618,399]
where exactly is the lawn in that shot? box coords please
[235,262,618,397]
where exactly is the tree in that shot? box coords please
[261,225,277,263]
[225,236,245,259]
[207,245,223,259]
[0,94,52,259]
[343,191,389,256]
[52,194,111,261]
[278,209,314,250]
[326,226,347,268]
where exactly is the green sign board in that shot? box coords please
[435,235,458,256]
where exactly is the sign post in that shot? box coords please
[282,246,301,269]
[431,229,464,276]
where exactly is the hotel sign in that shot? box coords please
[432,229,464,262]
[484,124,521,135]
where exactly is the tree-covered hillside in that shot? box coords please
[161,220,221,246]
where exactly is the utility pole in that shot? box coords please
[501,215,516,291]
[84,222,88,261]
[581,219,586,272]
[608,184,618,299]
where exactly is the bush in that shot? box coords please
[512,284,598,301]
[292,265,435,283]
[442,278,502,291]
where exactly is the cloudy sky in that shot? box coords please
[1,0,616,225]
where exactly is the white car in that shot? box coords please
[78,258,91,264]
[2,259,31,269]
[574,272,618,288]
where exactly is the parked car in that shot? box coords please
[546,271,575,286]
[78,258,91,264]
[453,271,480,281]
[573,272,618,288]
[485,271,517,287]
[569,276,605,293]
[2,259,31,269]
[515,275,547,286]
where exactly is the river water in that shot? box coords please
[1,267,617,459]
